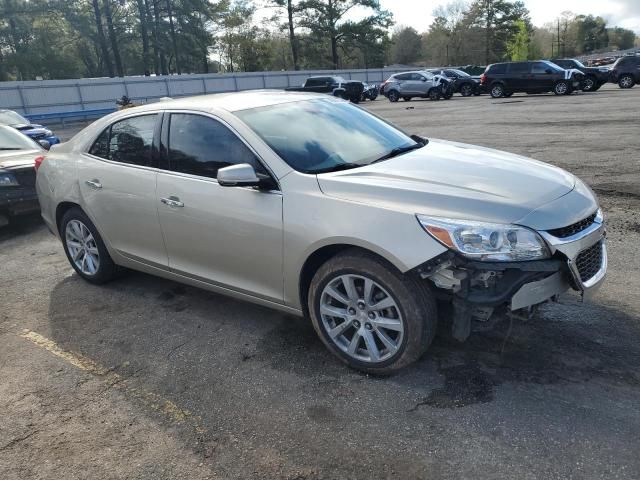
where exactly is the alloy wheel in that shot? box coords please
[620,75,634,88]
[65,219,100,276]
[320,274,404,363]
[491,85,504,98]
[460,84,473,96]
[555,82,568,95]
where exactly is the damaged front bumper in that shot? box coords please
[416,211,607,339]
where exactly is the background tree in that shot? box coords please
[389,26,422,65]
[298,0,392,68]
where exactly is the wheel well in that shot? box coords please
[55,201,81,231]
[298,244,397,318]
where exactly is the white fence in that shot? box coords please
[0,68,411,115]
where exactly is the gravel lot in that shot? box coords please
[1,84,639,480]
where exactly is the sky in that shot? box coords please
[380,0,640,34]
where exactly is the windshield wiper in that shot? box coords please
[313,163,363,174]
[371,143,424,164]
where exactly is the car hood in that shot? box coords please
[11,123,49,136]
[0,149,41,169]
[317,139,583,228]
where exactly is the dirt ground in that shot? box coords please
[1,84,639,480]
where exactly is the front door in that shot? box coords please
[529,62,555,91]
[156,113,284,302]
[78,113,168,267]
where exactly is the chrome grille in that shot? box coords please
[575,241,603,283]
[547,212,597,238]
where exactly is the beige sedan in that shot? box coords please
[36,91,606,373]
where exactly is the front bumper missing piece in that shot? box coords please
[416,213,607,341]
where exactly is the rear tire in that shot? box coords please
[619,74,635,89]
[460,83,473,97]
[490,83,505,98]
[402,96,412,101]
[388,90,400,102]
[60,207,119,284]
[308,250,437,374]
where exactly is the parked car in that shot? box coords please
[361,83,379,101]
[0,109,61,146]
[609,55,640,88]
[285,76,364,103]
[0,125,48,227]
[550,58,610,91]
[382,71,453,102]
[428,69,480,96]
[37,92,607,373]
[480,61,584,98]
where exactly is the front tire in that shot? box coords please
[387,90,400,102]
[308,250,437,374]
[553,80,569,95]
[60,207,119,284]
[428,88,440,101]
[619,74,635,89]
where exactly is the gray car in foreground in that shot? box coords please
[36,91,607,373]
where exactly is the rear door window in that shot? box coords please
[394,73,411,81]
[88,114,157,167]
[509,62,530,74]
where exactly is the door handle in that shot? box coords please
[160,196,184,208]
[85,179,102,189]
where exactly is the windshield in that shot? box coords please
[236,99,417,174]
[572,59,585,68]
[452,69,471,77]
[0,126,39,150]
[0,110,29,126]
[543,61,564,72]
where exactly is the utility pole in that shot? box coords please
[446,45,449,66]
[557,19,561,58]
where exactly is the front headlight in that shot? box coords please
[0,172,19,187]
[416,215,550,261]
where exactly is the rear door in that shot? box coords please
[155,112,284,302]
[77,113,168,267]
[507,62,531,91]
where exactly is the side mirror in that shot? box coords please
[38,139,51,150]
[217,163,260,187]
[545,69,553,74]
[421,77,427,82]
[410,134,429,146]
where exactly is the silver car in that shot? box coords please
[382,71,442,102]
[36,91,607,373]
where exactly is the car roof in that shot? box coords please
[118,90,329,114]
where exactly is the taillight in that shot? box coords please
[480,73,486,85]
[34,155,45,171]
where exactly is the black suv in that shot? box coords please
[480,61,583,98]
[285,76,364,102]
[428,69,480,96]
[551,58,610,92]
[609,56,640,89]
